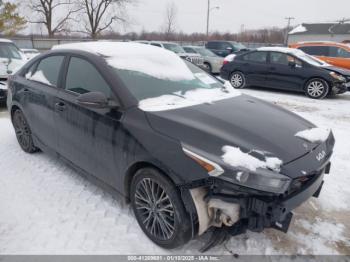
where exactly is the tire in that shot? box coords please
[304,78,329,99]
[130,168,192,249]
[203,62,212,74]
[229,71,246,89]
[12,109,39,153]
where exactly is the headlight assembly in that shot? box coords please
[220,168,291,194]
[329,72,346,81]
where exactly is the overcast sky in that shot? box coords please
[123,0,350,34]
[21,0,350,35]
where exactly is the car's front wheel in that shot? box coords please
[12,109,39,153]
[203,62,212,74]
[130,168,192,249]
[305,78,329,99]
[229,71,246,89]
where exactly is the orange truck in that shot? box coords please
[289,41,350,70]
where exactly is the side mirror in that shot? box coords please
[288,61,296,68]
[76,91,110,108]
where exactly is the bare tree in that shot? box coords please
[28,0,80,37]
[77,0,130,39]
[163,2,177,40]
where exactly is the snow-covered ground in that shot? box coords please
[0,88,349,255]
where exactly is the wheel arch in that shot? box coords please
[303,76,332,91]
[124,161,176,202]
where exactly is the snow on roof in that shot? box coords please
[221,146,283,172]
[53,41,195,81]
[295,127,331,143]
[0,38,14,43]
[258,46,306,56]
[289,25,307,35]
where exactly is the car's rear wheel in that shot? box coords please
[130,168,192,249]
[305,78,329,99]
[12,109,39,153]
[229,71,246,89]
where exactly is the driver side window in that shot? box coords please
[65,57,112,98]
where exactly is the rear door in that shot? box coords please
[266,52,304,90]
[237,51,268,86]
[54,55,124,185]
[20,55,65,150]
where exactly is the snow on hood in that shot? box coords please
[139,81,241,112]
[221,145,283,172]
[0,58,26,77]
[53,42,195,81]
[295,127,331,143]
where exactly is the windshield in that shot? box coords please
[297,52,328,66]
[112,61,240,111]
[195,48,217,57]
[0,42,23,60]
[163,43,186,54]
[232,42,247,50]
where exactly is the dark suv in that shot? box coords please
[206,41,247,57]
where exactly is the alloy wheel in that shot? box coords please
[307,80,325,98]
[13,111,31,150]
[230,73,244,88]
[134,178,175,241]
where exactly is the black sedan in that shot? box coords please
[7,42,334,250]
[221,47,350,99]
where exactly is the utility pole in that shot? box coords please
[206,0,210,37]
[285,17,295,45]
[206,0,219,38]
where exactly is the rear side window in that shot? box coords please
[151,43,162,47]
[207,42,220,49]
[298,46,329,56]
[29,56,64,87]
[329,46,350,58]
[242,51,267,63]
[65,57,112,98]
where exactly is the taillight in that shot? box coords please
[223,60,229,65]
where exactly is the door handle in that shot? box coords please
[55,101,66,111]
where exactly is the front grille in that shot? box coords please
[190,56,204,66]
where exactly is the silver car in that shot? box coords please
[183,46,224,74]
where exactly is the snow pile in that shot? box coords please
[29,70,52,86]
[289,25,307,34]
[221,146,283,172]
[53,42,195,81]
[224,54,236,63]
[139,87,241,112]
[295,127,331,143]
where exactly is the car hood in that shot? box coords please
[0,58,26,77]
[322,66,350,77]
[145,95,317,167]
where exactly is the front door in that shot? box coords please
[55,56,124,185]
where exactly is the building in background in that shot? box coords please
[288,22,350,44]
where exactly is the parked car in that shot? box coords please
[21,48,40,60]
[8,42,334,250]
[0,39,27,105]
[290,41,350,70]
[149,41,204,68]
[205,41,248,57]
[221,47,350,99]
[183,46,224,74]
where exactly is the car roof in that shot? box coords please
[258,46,306,56]
[291,41,350,49]
[0,38,14,43]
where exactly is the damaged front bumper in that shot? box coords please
[181,162,329,243]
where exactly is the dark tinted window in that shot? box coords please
[30,56,64,86]
[151,43,162,47]
[242,51,268,63]
[329,46,350,58]
[65,57,111,97]
[207,42,226,49]
[298,46,329,56]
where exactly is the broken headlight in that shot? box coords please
[220,168,291,194]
